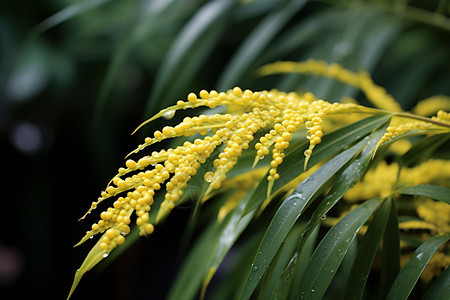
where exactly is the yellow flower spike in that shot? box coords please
[413,95,450,116]
[434,110,450,123]
[344,159,450,202]
[421,251,450,283]
[374,120,433,154]
[399,220,437,232]
[73,82,449,299]
[258,60,402,112]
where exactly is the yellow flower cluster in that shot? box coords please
[416,199,450,235]
[413,95,450,116]
[77,87,360,256]
[344,159,450,202]
[375,121,432,149]
[401,199,450,283]
[258,60,402,112]
[421,251,450,283]
[433,110,450,122]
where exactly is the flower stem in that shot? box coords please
[355,106,450,128]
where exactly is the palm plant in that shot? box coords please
[21,0,450,299]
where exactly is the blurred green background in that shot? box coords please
[0,0,449,299]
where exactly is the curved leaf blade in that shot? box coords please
[200,187,259,296]
[295,197,382,300]
[144,0,235,116]
[217,0,306,90]
[380,198,400,298]
[269,122,388,297]
[239,134,375,300]
[258,223,305,300]
[397,184,450,204]
[423,266,450,300]
[386,233,450,300]
[33,0,111,36]
[167,223,221,300]
[243,114,391,215]
[344,198,392,300]
[397,133,450,168]
[272,225,319,299]
[68,233,112,299]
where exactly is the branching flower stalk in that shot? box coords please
[69,60,450,299]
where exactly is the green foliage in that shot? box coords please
[8,0,449,299]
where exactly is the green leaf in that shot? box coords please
[167,223,221,300]
[32,0,112,36]
[217,0,306,90]
[271,225,319,299]
[344,198,392,300]
[200,187,259,297]
[423,266,450,300]
[93,0,177,124]
[67,232,113,299]
[242,114,391,215]
[258,223,305,300]
[397,133,450,168]
[397,184,450,204]
[144,0,235,116]
[239,134,377,300]
[298,122,388,248]
[269,122,388,297]
[380,196,400,298]
[386,233,450,300]
[295,198,382,300]
[258,8,339,63]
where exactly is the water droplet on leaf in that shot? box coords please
[204,171,214,183]
[162,110,175,120]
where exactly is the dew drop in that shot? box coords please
[204,171,214,183]
[259,155,264,160]
[103,253,109,258]
[321,215,327,221]
[253,266,258,271]
[417,253,424,260]
[311,288,315,293]
[89,236,93,239]
[305,121,314,130]
[162,110,175,120]
[306,131,313,139]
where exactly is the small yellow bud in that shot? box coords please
[188,93,197,104]
[125,159,136,169]
[144,223,154,235]
[199,90,209,99]
[233,87,242,97]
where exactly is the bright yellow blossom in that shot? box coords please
[70,61,450,300]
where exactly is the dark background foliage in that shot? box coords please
[0,0,448,299]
